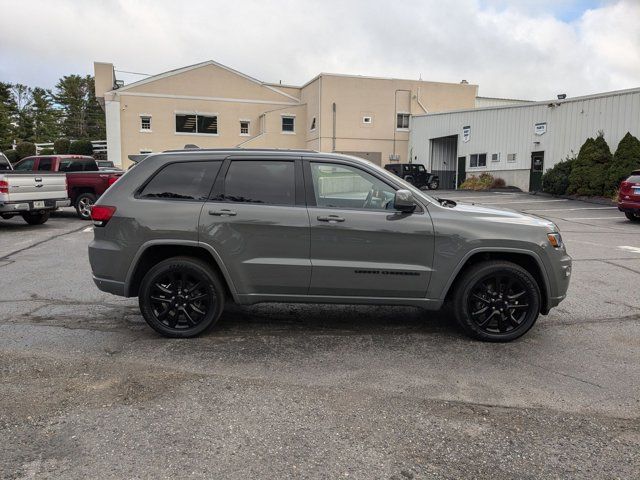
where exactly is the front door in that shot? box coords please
[305,160,434,298]
[457,156,466,188]
[199,157,311,296]
[530,151,544,192]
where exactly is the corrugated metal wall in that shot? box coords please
[429,135,457,189]
[409,88,640,190]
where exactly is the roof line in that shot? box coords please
[414,86,640,117]
[301,72,478,89]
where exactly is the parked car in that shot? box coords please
[0,153,70,225]
[96,160,122,172]
[13,155,123,219]
[385,163,439,190]
[618,169,640,222]
[88,148,571,342]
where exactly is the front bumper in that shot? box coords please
[0,198,70,213]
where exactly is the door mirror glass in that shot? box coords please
[394,189,416,213]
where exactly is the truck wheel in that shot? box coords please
[138,256,225,338]
[452,261,541,342]
[75,193,96,220]
[428,179,439,190]
[625,212,639,222]
[21,211,50,225]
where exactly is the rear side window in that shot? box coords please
[37,158,54,171]
[626,175,640,183]
[140,161,221,200]
[223,161,295,205]
[59,158,98,172]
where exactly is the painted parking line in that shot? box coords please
[83,227,93,232]
[618,246,640,254]
[523,206,617,212]
[561,217,621,220]
[482,199,569,205]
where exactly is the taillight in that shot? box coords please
[107,176,119,187]
[619,181,632,194]
[0,180,8,194]
[90,205,116,226]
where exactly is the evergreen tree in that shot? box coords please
[31,88,60,142]
[11,84,35,141]
[542,154,576,195]
[605,132,640,195]
[567,134,613,196]
[54,74,87,138]
[0,82,14,148]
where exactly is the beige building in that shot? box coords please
[94,60,478,168]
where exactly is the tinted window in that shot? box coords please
[59,159,83,172]
[224,161,295,205]
[310,162,395,210]
[0,155,11,171]
[627,175,640,183]
[37,158,54,171]
[141,161,221,200]
[14,158,35,171]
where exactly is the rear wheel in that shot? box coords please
[75,193,96,220]
[625,212,640,222]
[427,179,439,190]
[452,261,541,342]
[21,211,50,225]
[139,256,225,338]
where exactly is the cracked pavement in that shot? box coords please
[0,198,639,479]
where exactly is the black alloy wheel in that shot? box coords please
[139,257,225,337]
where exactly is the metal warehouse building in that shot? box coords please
[408,87,640,191]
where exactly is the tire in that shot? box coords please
[21,211,50,225]
[625,212,640,222]
[403,175,415,185]
[75,192,96,220]
[427,179,439,190]
[138,256,225,338]
[452,261,541,342]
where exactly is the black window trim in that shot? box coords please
[134,159,224,202]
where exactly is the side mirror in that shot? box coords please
[394,189,417,213]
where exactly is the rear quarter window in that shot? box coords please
[140,161,222,200]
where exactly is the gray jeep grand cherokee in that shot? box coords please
[88,149,571,342]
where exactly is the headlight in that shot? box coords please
[547,232,563,248]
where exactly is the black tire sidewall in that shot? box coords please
[21,211,50,225]
[75,193,97,220]
[453,261,541,342]
[139,257,225,338]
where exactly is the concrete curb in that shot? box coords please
[531,191,616,206]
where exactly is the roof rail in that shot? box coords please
[161,147,318,154]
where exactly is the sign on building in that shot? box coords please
[534,122,547,135]
[462,125,471,142]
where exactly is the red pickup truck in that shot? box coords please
[14,155,123,219]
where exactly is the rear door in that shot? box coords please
[199,157,310,296]
[305,159,434,298]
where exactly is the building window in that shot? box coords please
[175,113,218,135]
[396,113,410,130]
[470,153,487,168]
[282,116,295,133]
[362,116,372,124]
[507,153,517,163]
[310,117,316,131]
[491,153,500,162]
[140,115,152,131]
[240,120,250,136]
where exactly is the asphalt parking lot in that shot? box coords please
[1,193,639,479]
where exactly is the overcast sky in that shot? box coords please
[1,0,638,100]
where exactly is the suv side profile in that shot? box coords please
[384,163,439,190]
[89,149,571,342]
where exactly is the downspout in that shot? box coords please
[416,86,428,113]
[332,102,336,152]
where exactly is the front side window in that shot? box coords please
[310,162,396,210]
[470,153,487,168]
[282,116,295,133]
[140,161,221,200]
[140,116,152,131]
[175,114,218,135]
[396,113,410,129]
[223,161,295,205]
[14,158,35,171]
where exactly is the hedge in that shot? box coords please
[605,132,640,195]
[69,139,93,156]
[15,142,36,160]
[54,138,70,154]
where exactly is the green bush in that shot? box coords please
[69,139,93,156]
[54,138,70,154]
[460,173,505,191]
[15,142,36,160]
[3,149,19,163]
[567,134,612,196]
[39,147,55,155]
[542,154,576,195]
[605,132,640,196]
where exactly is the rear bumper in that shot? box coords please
[618,200,640,212]
[92,275,126,296]
[0,198,70,213]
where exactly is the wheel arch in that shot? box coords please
[442,248,551,314]
[124,240,238,302]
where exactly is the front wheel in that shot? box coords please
[21,211,50,225]
[452,261,541,342]
[75,193,96,220]
[625,211,640,222]
[139,256,225,338]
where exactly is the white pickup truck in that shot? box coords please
[0,152,70,225]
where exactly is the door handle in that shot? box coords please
[317,215,345,223]
[209,209,237,216]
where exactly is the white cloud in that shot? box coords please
[0,0,638,100]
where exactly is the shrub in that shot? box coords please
[542,154,576,195]
[69,139,94,156]
[567,134,612,196]
[39,147,55,155]
[3,149,19,163]
[490,177,506,189]
[54,138,70,154]
[605,132,640,196]
[15,142,36,160]
[460,173,505,191]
